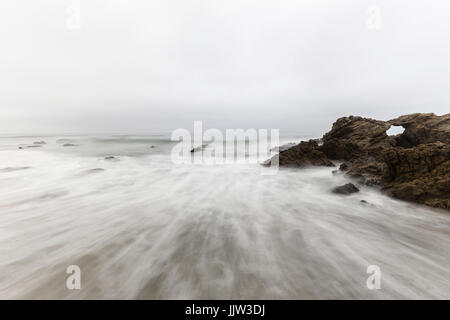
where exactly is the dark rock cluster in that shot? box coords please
[268,113,449,209]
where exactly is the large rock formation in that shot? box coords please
[270,113,449,209]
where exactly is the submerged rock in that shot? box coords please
[332,183,360,195]
[33,141,46,145]
[190,144,208,153]
[62,143,77,147]
[104,156,119,161]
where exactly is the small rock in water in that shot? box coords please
[104,156,119,161]
[63,143,77,147]
[360,199,375,207]
[190,144,208,153]
[33,141,46,145]
[332,183,359,195]
[150,145,156,149]
[332,170,339,175]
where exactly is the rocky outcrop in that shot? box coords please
[271,140,334,167]
[382,142,450,209]
[388,113,450,147]
[270,142,298,152]
[269,113,449,209]
[321,116,392,161]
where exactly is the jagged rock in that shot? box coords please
[264,113,449,209]
[342,158,384,185]
[332,183,360,195]
[321,116,392,161]
[270,140,334,167]
[388,113,450,147]
[321,113,449,208]
[382,142,450,209]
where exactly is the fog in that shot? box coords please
[1,0,449,136]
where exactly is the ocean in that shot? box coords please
[0,136,449,299]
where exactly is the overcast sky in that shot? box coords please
[0,0,449,136]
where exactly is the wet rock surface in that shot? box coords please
[270,142,298,152]
[332,183,360,195]
[275,140,334,167]
[382,142,450,209]
[269,113,449,209]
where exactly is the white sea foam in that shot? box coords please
[0,136,449,299]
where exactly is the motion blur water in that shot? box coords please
[0,136,449,299]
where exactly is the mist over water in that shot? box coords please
[0,136,449,299]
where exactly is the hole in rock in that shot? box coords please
[386,125,405,136]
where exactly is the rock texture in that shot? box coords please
[382,142,450,209]
[269,113,449,209]
[271,140,334,167]
[332,183,360,195]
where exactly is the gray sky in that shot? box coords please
[1,0,449,136]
